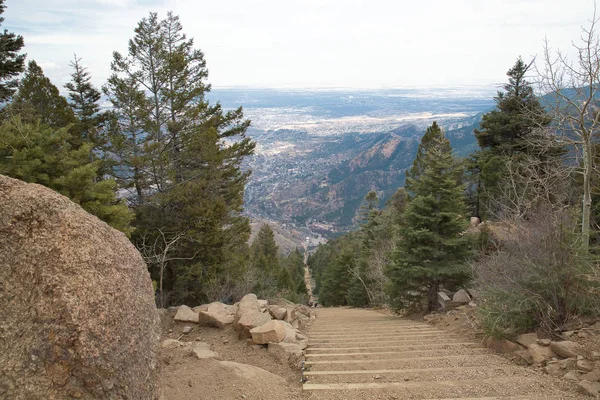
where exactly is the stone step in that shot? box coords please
[305,354,494,365]
[304,347,488,360]
[306,342,479,352]
[309,334,460,344]
[305,355,504,371]
[308,338,469,348]
[309,330,445,338]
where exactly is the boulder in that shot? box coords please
[235,294,272,337]
[268,342,304,369]
[538,339,551,346]
[267,298,296,308]
[193,304,209,313]
[470,216,481,228]
[438,292,451,309]
[515,333,538,347]
[250,320,286,344]
[545,362,564,377]
[235,294,262,322]
[268,305,287,320]
[581,371,600,382]
[0,175,160,400]
[483,337,521,354]
[258,299,268,311]
[550,341,582,359]
[198,311,234,328]
[563,371,581,381]
[578,360,595,372]
[189,342,218,359]
[452,289,471,304]
[514,349,534,365]
[527,343,556,364]
[578,380,600,397]
[174,305,199,323]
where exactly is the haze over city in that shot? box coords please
[6,0,594,89]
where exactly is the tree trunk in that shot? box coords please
[427,281,440,312]
[582,133,593,251]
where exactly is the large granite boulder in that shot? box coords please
[0,175,160,399]
[235,294,271,337]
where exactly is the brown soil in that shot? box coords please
[159,309,304,400]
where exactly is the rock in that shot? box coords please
[564,331,575,338]
[514,349,534,365]
[578,380,600,397]
[190,342,218,359]
[470,216,481,228]
[578,360,595,372]
[527,343,556,364]
[483,337,521,354]
[563,371,581,381]
[267,298,296,308]
[182,326,192,334]
[219,361,286,385]
[538,339,551,346]
[268,305,287,320]
[0,175,160,400]
[550,341,582,359]
[250,320,286,344]
[581,371,600,382]
[466,288,480,299]
[235,294,272,338]
[438,292,451,309]
[545,362,564,377]
[268,342,304,369]
[452,289,471,304]
[175,305,199,323]
[258,299,268,311]
[578,331,588,338]
[515,333,538,347]
[162,339,184,349]
[193,304,209,313]
[198,311,234,329]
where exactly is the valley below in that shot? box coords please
[213,87,495,247]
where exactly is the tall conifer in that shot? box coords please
[387,123,471,312]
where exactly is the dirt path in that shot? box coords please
[303,308,586,399]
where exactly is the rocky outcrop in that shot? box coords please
[0,175,160,400]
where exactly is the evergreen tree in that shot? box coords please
[406,121,442,194]
[387,123,471,312]
[9,61,76,133]
[65,55,103,144]
[105,11,255,304]
[0,116,133,234]
[472,57,552,216]
[0,0,25,101]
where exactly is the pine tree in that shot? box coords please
[0,0,25,101]
[10,61,76,130]
[406,121,442,194]
[105,11,255,304]
[65,55,103,144]
[387,123,471,312]
[0,116,133,234]
[472,57,553,216]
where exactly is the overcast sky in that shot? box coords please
[5,0,596,90]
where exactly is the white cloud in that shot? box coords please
[4,0,596,89]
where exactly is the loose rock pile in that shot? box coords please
[482,331,600,397]
[171,294,315,368]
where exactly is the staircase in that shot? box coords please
[303,308,585,399]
